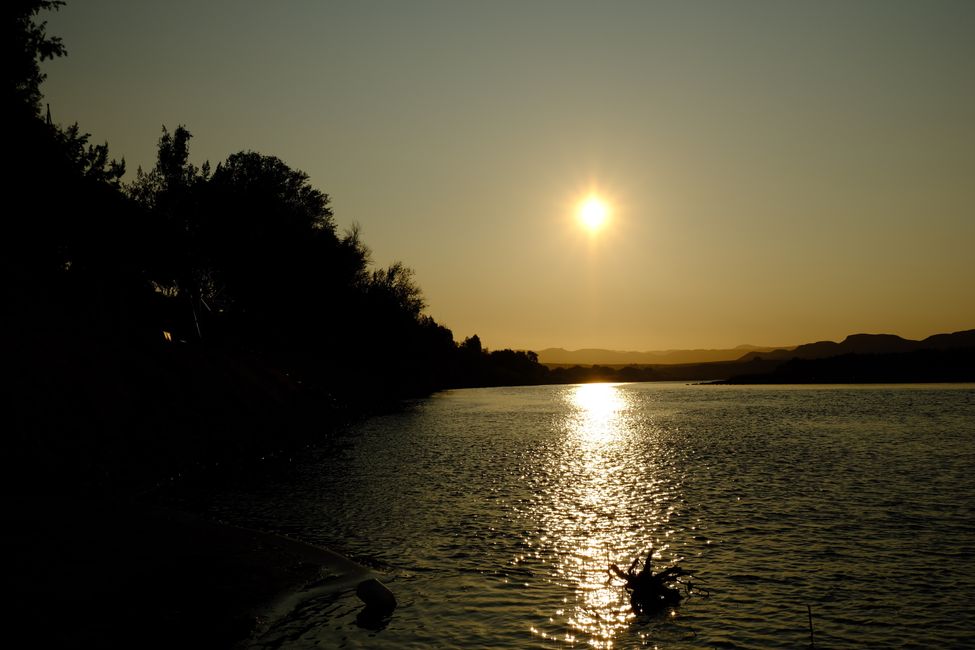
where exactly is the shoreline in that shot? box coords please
[7,496,373,648]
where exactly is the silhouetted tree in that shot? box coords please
[200,149,357,362]
[128,126,214,339]
[486,349,550,385]
[461,334,482,355]
[5,0,65,119]
[129,126,206,209]
[6,1,133,325]
[53,122,126,185]
[368,262,425,319]
[4,2,565,497]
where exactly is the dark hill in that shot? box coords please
[724,348,975,384]
[737,329,975,362]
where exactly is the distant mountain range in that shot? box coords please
[536,344,789,366]
[538,345,789,366]
[724,329,975,384]
[538,330,975,367]
[736,329,975,362]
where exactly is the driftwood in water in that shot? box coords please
[609,551,690,613]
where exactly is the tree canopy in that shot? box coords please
[4,1,556,495]
[5,0,66,118]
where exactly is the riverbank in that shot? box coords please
[7,497,371,648]
[717,347,975,383]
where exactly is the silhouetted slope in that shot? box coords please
[4,3,515,494]
[724,347,975,384]
[921,329,975,349]
[4,310,331,494]
[737,329,975,361]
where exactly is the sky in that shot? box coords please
[42,0,975,351]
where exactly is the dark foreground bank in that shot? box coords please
[7,497,373,648]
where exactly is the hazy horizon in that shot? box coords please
[43,1,975,351]
[535,325,971,354]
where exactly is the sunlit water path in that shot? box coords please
[177,383,975,648]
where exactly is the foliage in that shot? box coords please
[55,123,126,185]
[129,126,205,209]
[4,1,557,494]
[4,0,66,118]
[368,262,426,319]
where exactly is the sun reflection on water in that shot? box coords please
[527,382,662,648]
[570,383,627,445]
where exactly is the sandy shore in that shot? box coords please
[7,497,371,648]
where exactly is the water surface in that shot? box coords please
[180,383,975,648]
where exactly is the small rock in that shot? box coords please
[355,578,397,613]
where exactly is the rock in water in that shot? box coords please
[356,578,397,613]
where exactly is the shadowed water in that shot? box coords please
[181,383,975,648]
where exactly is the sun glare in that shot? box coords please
[577,195,609,233]
[570,383,625,444]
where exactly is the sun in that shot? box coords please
[577,195,610,233]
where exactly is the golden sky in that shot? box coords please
[44,1,975,350]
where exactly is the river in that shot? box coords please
[174,382,975,648]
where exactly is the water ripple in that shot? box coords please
[171,383,975,648]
